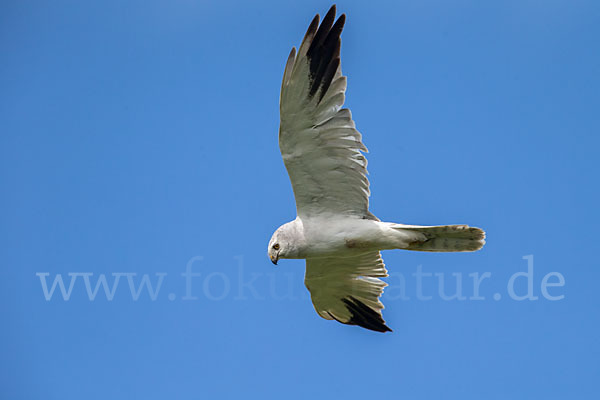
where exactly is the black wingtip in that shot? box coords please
[325,4,337,22]
[305,5,346,102]
[303,13,320,43]
[342,297,392,333]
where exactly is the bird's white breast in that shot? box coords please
[299,217,396,257]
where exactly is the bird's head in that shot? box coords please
[267,230,285,265]
[268,223,296,265]
[268,220,302,265]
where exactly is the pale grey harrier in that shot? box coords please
[268,5,485,332]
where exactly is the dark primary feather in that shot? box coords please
[342,296,392,333]
[305,5,345,101]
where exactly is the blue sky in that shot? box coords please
[1,0,599,399]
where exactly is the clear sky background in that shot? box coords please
[2,0,599,399]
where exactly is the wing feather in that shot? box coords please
[279,5,377,220]
[304,252,392,333]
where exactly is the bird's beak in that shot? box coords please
[270,253,278,265]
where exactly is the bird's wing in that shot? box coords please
[304,251,391,332]
[279,5,377,220]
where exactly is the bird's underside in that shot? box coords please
[271,5,486,333]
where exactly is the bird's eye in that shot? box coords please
[273,243,280,250]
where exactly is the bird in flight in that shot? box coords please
[268,5,485,333]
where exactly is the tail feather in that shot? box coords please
[395,224,486,252]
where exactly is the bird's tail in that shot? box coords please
[393,224,486,252]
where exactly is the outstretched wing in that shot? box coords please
[279,5,376,220]
[304,252,392,332]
